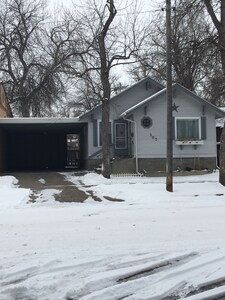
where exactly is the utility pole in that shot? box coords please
[166,0,173,192]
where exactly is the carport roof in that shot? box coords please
[0,117,87,133]
[0,117,80,124]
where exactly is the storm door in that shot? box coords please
[114,122,129,157]
[66,134,80,168]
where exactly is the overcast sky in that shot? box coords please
[48,0,165,14]
[46,0,165,85]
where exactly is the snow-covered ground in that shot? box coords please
[1,171,225,299]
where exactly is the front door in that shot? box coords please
[66,134,80,168]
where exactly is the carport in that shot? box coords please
[0,118,88,172]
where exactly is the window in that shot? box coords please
[115,123,127,149]
[98,121,113,147]
[176,118,201,140]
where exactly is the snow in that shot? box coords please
[0,176,30,209]
[1,171,225,299]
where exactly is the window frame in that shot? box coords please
[175,117,201,141]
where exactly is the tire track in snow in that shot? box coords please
[65,252,197,300]
[2,251,225,300]
[66,251,225,300]
[117,252,198,283]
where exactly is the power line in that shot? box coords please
[41,8,162,24]
[116,8,162,16]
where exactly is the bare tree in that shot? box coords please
[66,0,148,178]
[129,0,215,93]
[202,52,225,106]
[171,1,214,91]
[0,0,86,116]
[202,0,225,185]
[65,72,123,118]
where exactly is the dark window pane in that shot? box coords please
[177,119,199,140]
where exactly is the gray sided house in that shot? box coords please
[0,76,224,173]
[80,77,225,174]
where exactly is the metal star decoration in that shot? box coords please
[172,102,179,112]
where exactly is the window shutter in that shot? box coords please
[201,116,207,140]
[93,119,98,146]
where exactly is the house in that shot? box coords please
[80,77,225,174]
[0,77,224,173]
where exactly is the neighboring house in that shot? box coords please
[0,77,224,173]
[0,84,12,118]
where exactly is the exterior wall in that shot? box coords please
[87,157,216,173]
[109,79,162,119]
[172,88,217,159]
[111,158,136,173]
[132,95,167,158]
[81,117,101,159]
[83,83,220,173]
[131,87,217,162]
[81,78,163,159]
[138,157,216,173]
[86,158,102,170]
[0,85,11,118]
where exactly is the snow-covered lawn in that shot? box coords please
[1,171,225,299]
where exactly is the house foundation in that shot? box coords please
[87,157,217,175]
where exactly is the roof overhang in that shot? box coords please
[0,117,80,124]
[0,117,87,133]
[120,84,225,119]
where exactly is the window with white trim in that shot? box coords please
[175,117,201,140]
[98,121,113,147]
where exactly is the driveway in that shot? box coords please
[5,171,89,203]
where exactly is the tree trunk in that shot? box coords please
[20,99,30,117]
[218,22,225,185]
[220,121,225,185]
[98,32,111,178]
[218,34,225,185]
[102,97,111,178]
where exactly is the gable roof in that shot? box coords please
[79,76,164,119]
[121,83,225,119]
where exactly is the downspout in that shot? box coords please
[122,113,141,175]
